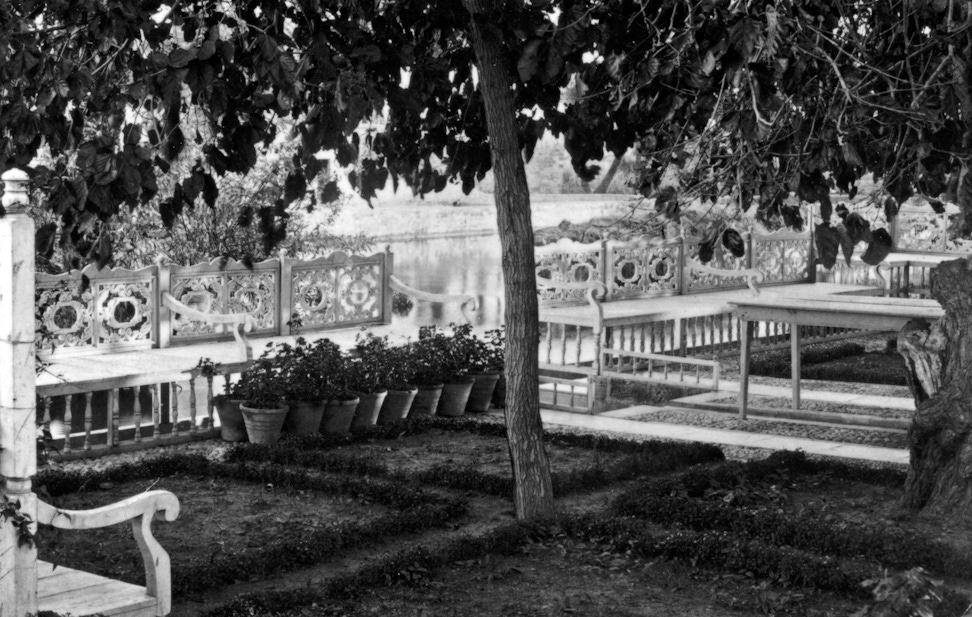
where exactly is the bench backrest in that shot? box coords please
[537,228,814,305]
[534,238,605,306]
[36,250,394,357]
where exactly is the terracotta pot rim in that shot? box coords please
[445,376,476,384]
[240,403,289,414]
[386,385,419,394]
[327,396,361,405]
[351,388,389,396]
[414,382,444,390]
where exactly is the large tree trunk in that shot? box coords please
[898,258,972,519]
[463,0,555,519]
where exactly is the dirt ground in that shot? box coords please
[33,425,972,617]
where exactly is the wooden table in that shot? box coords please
[730,294,943,419]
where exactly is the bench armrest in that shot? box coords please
[684,258,764,296]
[389,274,480,324]
[162,291,257,361]
[536,277,607,331]
[37,490,180,614]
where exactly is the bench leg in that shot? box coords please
[739,319,754,420]
[790,322,801,410]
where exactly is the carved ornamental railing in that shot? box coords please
[891,204,972,254]
[534,229,814,306]
[35,250,393,356]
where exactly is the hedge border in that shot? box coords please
[227,418,726,498]
[198,507,972,617]
[36,452,468,596]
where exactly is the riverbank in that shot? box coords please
[328,191,641,241]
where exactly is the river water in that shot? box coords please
[385,233,506,337]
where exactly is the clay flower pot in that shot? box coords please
[214,397,248,442]
[410,383,444,417]
[240,403,289,445]
[465,372,501,413]
[351,390,388,429]
[320,395,360,434]
[378,386,418,424]
[284,400,327,436]
[437,377,475,417]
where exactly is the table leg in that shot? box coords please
[790,322,801,410]
[739,319,754,420]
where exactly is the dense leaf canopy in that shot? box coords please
[0,0,968,268]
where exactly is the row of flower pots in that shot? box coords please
[200,325,505,445]
[212,373,502,445]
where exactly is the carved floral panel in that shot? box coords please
[95,280,154,346]
[227,272,276,330]
[687,245,747,291]
[170,275,224,337]
[534,249,602,303]
[35,281,95,352]
[611,246,679,296]
[755,240,809,282]
[337,265,381,321]
[291,263,382,328]
[896,211,948,252]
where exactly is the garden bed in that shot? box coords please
[37,419,972,617]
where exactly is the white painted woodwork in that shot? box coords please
[732,294,943,418]
[0,169,181,617]
[0,168,38,616]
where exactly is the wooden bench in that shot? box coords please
[0,169,184,616]
[533,229,883,412]
[36,491,180,616]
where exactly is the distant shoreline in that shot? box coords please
[330,193,642,242]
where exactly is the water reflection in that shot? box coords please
[386,234,506,338]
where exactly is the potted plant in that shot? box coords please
[200,358,247,442]
[377,343,418,424]
[422,324,476,417]
[405,327,450,417]
[346,332,392,429]
[464,326,505,413]
[235,351,289,445]
[308,339,359,434]
[276,338,330,436]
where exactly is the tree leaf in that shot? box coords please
[698,239,715,264]
[815,223,839,269]
[517,40,542,82]
[319,180,341,203]
[35,223,57,260]
[836,226,855,266]
[844,212,872,245]
[283,171,307,205]
[202,173,218,208]
[721,228,745,258]
[861,228,892,265]
[95,234,112,270]
[884,196,899,221]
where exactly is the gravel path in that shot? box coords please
[631,409,909,449]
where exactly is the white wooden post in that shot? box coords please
[0,168,38,616]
